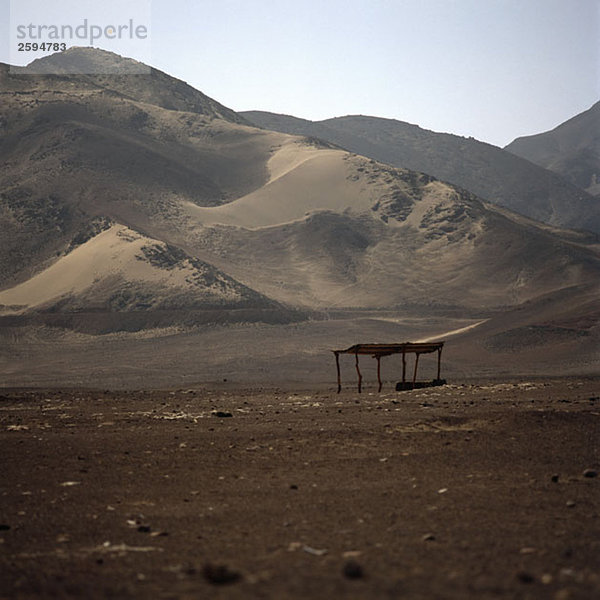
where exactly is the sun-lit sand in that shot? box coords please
[0,225,243,314]
[184,141,374,229]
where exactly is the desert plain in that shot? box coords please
[1,377,599,599]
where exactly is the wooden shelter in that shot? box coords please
[332,342,445,393]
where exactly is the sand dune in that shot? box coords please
[184,140,374,229]
[184,140,462,232]
[0,224,267,314]
[0,225,138,312]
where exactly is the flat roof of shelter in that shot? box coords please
[332,342,444,356]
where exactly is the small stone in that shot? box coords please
[583,469,597,478]
[202,563,241,585]
[213,411,233,418]
[561,548,574,559]
[343,560,364,579]
[516,571,535,584]
[566,500,576,508]
[559,567,576,580]
[302,545,327,556]
[7,424,29,431]
[422,533,436,542]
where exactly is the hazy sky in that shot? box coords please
[2,0,599,146]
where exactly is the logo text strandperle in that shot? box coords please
[16,19,148,46]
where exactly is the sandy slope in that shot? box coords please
[0,226,154,311]
[0,224,262,314]
[184,141,374,229]
[184,142,472,232]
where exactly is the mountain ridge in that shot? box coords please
[505,100,600,196]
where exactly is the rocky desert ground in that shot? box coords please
[1,378,599,599]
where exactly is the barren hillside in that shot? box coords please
[0,48,598,381]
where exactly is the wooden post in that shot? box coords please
[437,347,442,381]
[402,349,406,383]
[376,355,382,393]
[412,353,420,385]
[355,351,362,393]
[335,352,341,393]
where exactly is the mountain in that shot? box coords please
[0,48,598,379]
[242,111,600,233]
[505,101,600,197]
[16,46,249,124]
[0,50,277,283]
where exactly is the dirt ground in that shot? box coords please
[1,378,599,599]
